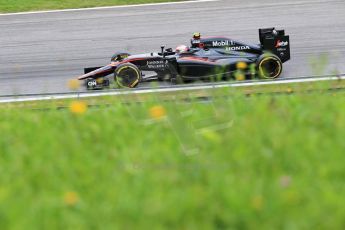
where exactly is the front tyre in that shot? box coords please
[114,63,141,88]
[257,54,283,79]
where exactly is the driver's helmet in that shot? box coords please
[193,32,201,40]
[191,32,201,48]
[175,45,189,54]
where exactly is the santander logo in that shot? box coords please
[275,40,289,48]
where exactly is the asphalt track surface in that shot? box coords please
[0,0,344,96]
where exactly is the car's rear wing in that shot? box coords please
[259,28,290,63]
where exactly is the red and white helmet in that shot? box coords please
[175,45,189,54]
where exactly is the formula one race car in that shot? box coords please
[78,27,290,90]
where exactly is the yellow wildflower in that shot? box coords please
[67,79,81,90]
[96,78,104,84]
[235,72,246,81]
[70,101,87,115]
[149,105,166,120]
[236,62,248,70]
[64,191,79,206]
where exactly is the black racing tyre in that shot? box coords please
[256,54,283,79]
[114,63,141,88]
[111,52,131,62]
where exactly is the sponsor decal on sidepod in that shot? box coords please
[147,60,167,69]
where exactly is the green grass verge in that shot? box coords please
[1,84,345,229]
[0,0,182,13]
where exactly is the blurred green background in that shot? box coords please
[1,85,344,229]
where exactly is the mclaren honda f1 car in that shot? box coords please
[77,27,290,90]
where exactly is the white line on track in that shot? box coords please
[0,0,219,16]
[1,75,344,103]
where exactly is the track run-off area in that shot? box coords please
[0,0,344,99]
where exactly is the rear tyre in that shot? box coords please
[114,63,141,88]
[256,54,283,79]
[111,52,131,62]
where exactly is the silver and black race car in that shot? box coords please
[77,27,290,89]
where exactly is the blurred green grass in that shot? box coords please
[0,0,182,13]
[1,86,345,229]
